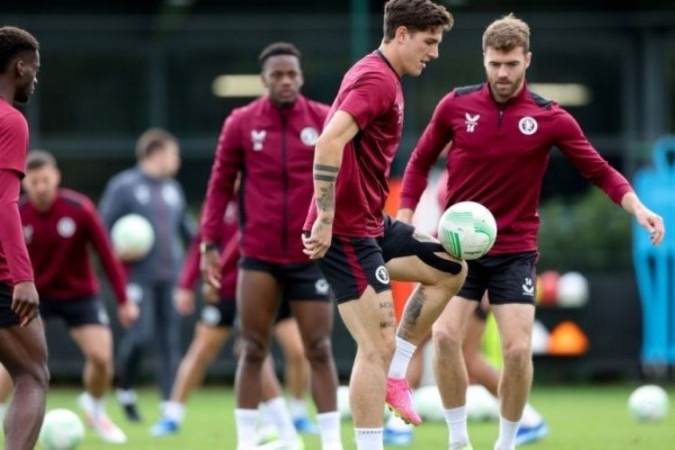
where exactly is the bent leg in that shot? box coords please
[0,319,49,450]
[70,325,113,399]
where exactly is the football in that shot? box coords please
[38,408,85,450]
[413,385,445,422]
[628,384,669,422]
[438,201,497,260]
[110,213,155,261]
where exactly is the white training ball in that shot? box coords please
[110,213,155,260]
[39,408,85,450]
[557,271,590,308]
[413,385,445,422]
[466,384,500,421]
[628,384,669,422]
[438,201,497,260]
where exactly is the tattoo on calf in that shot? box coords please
[400,286,426,334]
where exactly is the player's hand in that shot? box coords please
[201,283,219,304]
[396,208,414,225]
[635,205,665,246]
[12,281,40,327]
[117,301,139,328]
[174,288,195,316]
[200,249,222,290]
[302,218,333,260]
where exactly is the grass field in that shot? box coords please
[11,383,675,449]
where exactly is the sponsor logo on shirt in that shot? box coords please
[23,225,33,244]
[518,116,538,135]
[57,217,76,238]
[161,184,180,206]
[251,130,267,151]
[375,266,390,285]
[300,127,319,146]
[465,113,480,133]
[521,277,535,296]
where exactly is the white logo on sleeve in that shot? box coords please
[57,217,76,238]
[465,113,480,133]
[521,277,535,296]
[300,127,319,146]
[375,266,390,285]
[518,116,538,135]
[251,130,267,151]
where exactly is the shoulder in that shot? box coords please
[301,96,331,118]
[58,189,92,211]
[0,107,28,139]
[453,83,484,98]
[526,89,555,110]
[106,168,138,189]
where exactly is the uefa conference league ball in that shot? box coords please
[39,408,85,450]
[110,213,156,260]
[628,384,670,422]
[438,201,498,260]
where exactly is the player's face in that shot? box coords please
[23,164,60,210]
[483,46,531,103]
[15,50,40,104]
[399,27,443,77]
[261,55,303,106]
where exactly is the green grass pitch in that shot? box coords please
[11,383,675,449]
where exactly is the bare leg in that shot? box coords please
[70,325,113,399]
[274,318,309,404]
[0,319,49,450]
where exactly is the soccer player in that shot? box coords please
[0,25,50,450]
[200,42,340,450]
[397,14,665,450]
[99,127,195,422]
[151,201,318,440]
[302,1,464,448]
[14,149,137,443]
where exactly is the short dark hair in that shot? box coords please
[26,149,57,171]
[135,127,179,161]
[0,26,39,74]
[383,0,454,43]
[258,42,301,70]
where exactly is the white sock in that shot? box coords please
[289,397,308,420]
[387,337,416,379]
[355,428,383,450]
[520,403,543,427]
[317,411,343,449]
[445,406,469,446]
[163,401,186,423]
[495,416,520,450]
[386,413,413,432]
[234,409,259,449]
[81,392,105,419]
[263,397,298,443]
[115,389,137,405]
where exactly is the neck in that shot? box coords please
[377,42,404,76]
[0,83,14,104]
[139,161,162,179]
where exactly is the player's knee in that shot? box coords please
[432,325,462,354]
[304,336,333,366]
[240,335,269,365]
[501,339,532,369]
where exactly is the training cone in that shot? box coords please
[538,271,560,306]
[548,321,589,355]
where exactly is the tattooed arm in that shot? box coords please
[302,110,360,259]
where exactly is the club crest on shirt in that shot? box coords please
[57,217,76,238]
[161,184,180,206]
[518,116,538,135]
[23,225,33,244]
[465,113,480,133]
[300,127,319,146]
[133,185,151,205]
[251,130,267,151]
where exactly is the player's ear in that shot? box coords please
[395,25,409,43]
[12,57,24,79]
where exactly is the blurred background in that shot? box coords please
[5,0,675,384]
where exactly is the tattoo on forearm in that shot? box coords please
[314,164,339,173]
[400,286,426,337]
[314,174,336,182]
[317,184,335,213]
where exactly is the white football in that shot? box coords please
[110,213,155,260]
[438,201,497,260]
[628,384,669,422]
[413,385,445,422]
[39,408,85,450]
[466,384,500,421]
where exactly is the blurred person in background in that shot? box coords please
[200,42,341,450]
[0,149,138,444]
[0,25,49,450]
[151,199,320,440]
[397,13,664,450]
[99,127,195,423]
